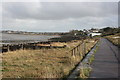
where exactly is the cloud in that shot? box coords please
[2,0,119,2]
[3,2,117,20]
[2,2,118,32]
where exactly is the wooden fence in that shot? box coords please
[67,40,85,57]
[1,41,66,53]
[1,38,98,53]
[68,39,98,58]
[2,43,37,53]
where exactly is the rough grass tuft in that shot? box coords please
[2,39,97,78]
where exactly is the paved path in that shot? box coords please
[89,38,119,78]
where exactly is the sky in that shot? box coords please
[1,0,119,32]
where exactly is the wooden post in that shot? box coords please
[33,43,36,49]
[79,44,82,59]
[74,48,75,56]
[72,49,73,56]
[76,46,78,56]
[50,44,52,48]
[74,48,76,56]
[86,42,87,53]
[72,49,75,57]
[82,42,84,56]
[7,45,10,52]
[84,41,86,55]
[78,45,80,54]
[21,44,23,49]
[77,46,79,55]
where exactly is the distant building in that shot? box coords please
[7,31,12,33]
[88,28,101,37]
[89,32,101,37]
[89,28,100,33]
[74,33,77,36]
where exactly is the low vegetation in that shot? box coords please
[79,67,92,79]
[101,27,120,36]
[2,39,97,78]
[106,33,120,47]
[78,41,99,79]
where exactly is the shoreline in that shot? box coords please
[1,33,61,44]
[1,34,89,53]
[2,32,60,36]
[1,33,62,36]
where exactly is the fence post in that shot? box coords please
[72,49,75,57]
[75,48,76,56]
[84,41,86,55]
[7,45,10,52]
[82,41,84,57]
[72,49,73,56]
[74,48,76,56]
[79,44,81,58]
[77,46,79,56]
[34,43,37,49]
[21,44,23,50]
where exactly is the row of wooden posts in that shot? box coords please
[1,41,61,53]
[1,39,98,53]
[69,38,99,58]
[2,43,36,53]
[68,40,87,57]
[1,42,86,54]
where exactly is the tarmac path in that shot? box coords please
[89,38,119,78]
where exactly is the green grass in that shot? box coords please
[78,41,100,79]
[79,67,92,79]
[88,55,94,64]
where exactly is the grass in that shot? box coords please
[88,55,94,64]
[79,67,92,79]
[2,39,97,78]
[105,33,120,47]
[78,41,100,79]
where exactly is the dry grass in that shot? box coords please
[106,33,120,46]
[2,39,97,78]
[37,42,67,47]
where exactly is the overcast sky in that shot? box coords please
[2,2,118,32]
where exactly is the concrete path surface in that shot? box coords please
[89,38,119,78]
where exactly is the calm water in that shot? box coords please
[1,33,59,43]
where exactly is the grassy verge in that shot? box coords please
[2,39,97,78]
[79,67,92,79]
[78,41,99,79]
[105,33,120,47]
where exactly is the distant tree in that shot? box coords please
[68,29,88,37]
[102,27,113,32]
[101,27,120,36]
[69,30,79,35]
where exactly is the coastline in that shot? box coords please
[1,35,86,53]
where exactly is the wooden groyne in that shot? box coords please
[1,35,99,53]
[1,35,85,53]
[1,41,67,53]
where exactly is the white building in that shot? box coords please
[90,32,101,37]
